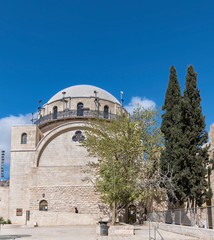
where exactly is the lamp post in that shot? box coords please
[120,91,124,106]
[94,90,100,116]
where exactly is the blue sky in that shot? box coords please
[0,0,214,178]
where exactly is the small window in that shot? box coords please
[77,103,84,116]
[39,200,48,211]
[53,106,58,119]
[104,105,109,119]
[21,133,27,144]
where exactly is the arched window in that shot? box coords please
[104,105,109,119]
[39,200,48,211]
[53,106,58,119]
[77,103,84,116]
[21,133,27,144]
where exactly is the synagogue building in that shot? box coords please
[0,85,125,225]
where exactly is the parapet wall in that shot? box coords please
[145,221,214,240]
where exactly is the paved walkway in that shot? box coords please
[0,225,199,240]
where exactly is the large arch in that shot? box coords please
[34,121,89,167]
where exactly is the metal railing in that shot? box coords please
[148,218,164,240]
[35,109,117,125]
[148,206,214,229]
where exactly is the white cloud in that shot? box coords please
[124,96,156,114]
[0,113,32,177]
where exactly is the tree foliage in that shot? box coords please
[160,65,183,204]
[181,65,211,207]
[82,107,163,223]
[161,65,211,208]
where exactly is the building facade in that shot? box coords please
[0,85,123,226]
[207,123,214,206]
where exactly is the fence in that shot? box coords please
[35,109,117,125]
[148,206,214,229]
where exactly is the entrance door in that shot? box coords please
[128,205,136,224]
[26,210,30,223]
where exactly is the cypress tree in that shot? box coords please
[160,65,183,205]
[181,65,210,208]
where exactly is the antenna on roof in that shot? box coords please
[120,91,124,106]
[1,150,5,178]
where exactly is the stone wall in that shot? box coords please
[28,211,99,226]
[29,185,104,214]
[8,120,111,225]
[38,129,95,167]
[0,186,9,220]
[208,123,214,206]
[9,125,43,224]
[31,166,92,187]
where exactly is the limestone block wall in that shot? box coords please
[11,125,42,151]
[208,123,214,206]
[31,166,91,187]
[29,186,104,214]
[209,123,214,147]
[9,151,34,224]
[0,186,9,220]
[28,211,99,226]
[210,171,214,206]
[38,129,95,167]
[8,121,108,225]
[9,125,42,224]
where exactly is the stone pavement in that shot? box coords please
[0,225,199,240]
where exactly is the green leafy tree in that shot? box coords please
[160,65,183,205]
[82,107,163,224]
[181,65,211,208]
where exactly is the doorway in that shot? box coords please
[128,205,136,224]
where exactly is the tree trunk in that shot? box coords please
[112,201,116,225]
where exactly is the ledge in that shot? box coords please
[145,221,214,240]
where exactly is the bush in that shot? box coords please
[0,217,4,223]
[0,217,12,224]
[6,219,11,224]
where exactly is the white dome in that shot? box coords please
[47,85,120,104]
